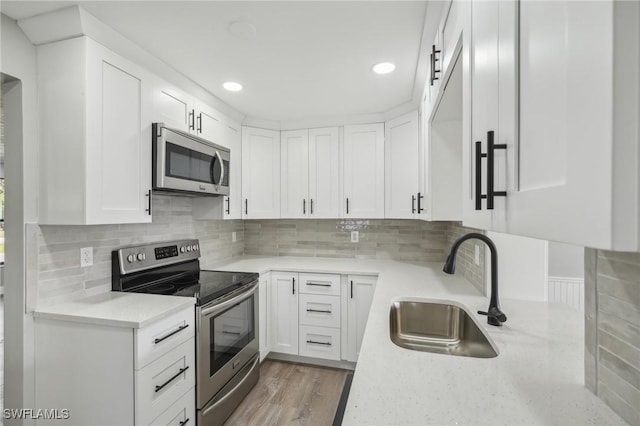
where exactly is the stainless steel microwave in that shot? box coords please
[153,123,230,196]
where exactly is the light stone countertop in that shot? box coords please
[211,255,626,426]
[34,292,196,328]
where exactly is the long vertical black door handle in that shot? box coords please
[189,109,195,131]
[145,190,152,215]
[245,199,248,215]
[292,277,296,295]
[226,197,230,215]
[303,199,306,215]
[412,195,416,214]
[346,198,349,215]
[310,199,314,215]
[475,141,484,211]
[350,280,354,298]
[486,130,507,210]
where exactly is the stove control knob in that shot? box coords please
[186,246,192,252]
[137,253,145,261]
[127,254,135,263]
[194,244,199,251]
[180,247,186,253]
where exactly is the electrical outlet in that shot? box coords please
[80,247,93,267]
[232,231,237,242]
[351,231,359,243]
[474,245,480,266]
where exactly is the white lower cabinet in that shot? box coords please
[343,275,377,362]
[266,271,376,364]
[269,272,299,355]
[34,307,196,425]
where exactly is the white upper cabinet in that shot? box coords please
[281,129,310,218]
[309,127,341,218]
[242,127,281,219]
[194,100,224,146]
[467,0,640,250]
[385,111,419,219]
[38,36,152,224]
[280,127,341,219]
[343,124,385,218]
[153,83,191,132]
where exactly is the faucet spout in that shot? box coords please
[442,232,507,326]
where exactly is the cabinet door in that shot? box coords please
[259,274,269,361]
[196,102,224,146]
[345,275,376,362]
[224,122,242,220]
[280,129,310,218]
[309,127,341,218]
[418,93,430,220]
[153,82,192,133]
[85,41,152,224]
[241,127,281,219]
[343,124,385,218]
[385,111,419,219]
[269,272,299,355]
[464,0,501,231]
[505,0,617,248]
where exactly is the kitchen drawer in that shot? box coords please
[299,325,341,361]
[135,338,196,425]
[299,273,341,296]
[136,306,195,369]
[298,294,341,328]
[150,387,195,426]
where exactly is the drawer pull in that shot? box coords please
[222,330,241,335]
[306,309,332,314]
[179,419,190,426]
[306,340,331,346]
[306,282,332,287]
[154,324,190,344]
[155,366,189,393]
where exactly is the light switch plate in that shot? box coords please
[81,247,93,267]
[351,231,359,243]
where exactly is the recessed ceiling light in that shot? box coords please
[372,62,396,74]
[223,81,243,92]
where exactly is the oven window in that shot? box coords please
[209,296,255,376]
[166,142,215,184]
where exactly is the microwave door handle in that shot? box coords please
[216,151,225,186]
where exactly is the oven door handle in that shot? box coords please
[200,281,258,317]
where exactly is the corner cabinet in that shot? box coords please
[241,127,281,219]
[465,0,640,250]
[280,127,341,218]
[343,124,385,218]
[38,36,153,224]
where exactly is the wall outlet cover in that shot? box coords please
[80,247,93,267]
[351,231,359,243]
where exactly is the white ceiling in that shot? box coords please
[1,1,430,122]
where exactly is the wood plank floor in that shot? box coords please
[225,360,349,426]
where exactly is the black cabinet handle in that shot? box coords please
[306,309,332,314]
[306,282,331,287]
[486,130,507,210]
[303,199,306,215]
[346,198,349,215]
[475,131,506,211]
[225,197,230,215]
[292,277,295,295]
[306,340,331,346]
[245,199,248,215]
[155,366,189,393]
[145,190,152,215]
[310,199,314,215]
[197,113,202,133]
[350,280,354,299]
[417,192,424,213]
[154,324,189,344]
[179,419,190,426]
[189,109,195,131]
[412,195,416,214]
[430,44,442,86]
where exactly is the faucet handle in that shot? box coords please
[478,307,507,326]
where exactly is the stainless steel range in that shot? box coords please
[112,239,260,426]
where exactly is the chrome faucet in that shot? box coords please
[442,233,507,326]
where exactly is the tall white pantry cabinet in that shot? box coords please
[464,0,640,250]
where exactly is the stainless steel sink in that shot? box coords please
[390,299,498,358]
